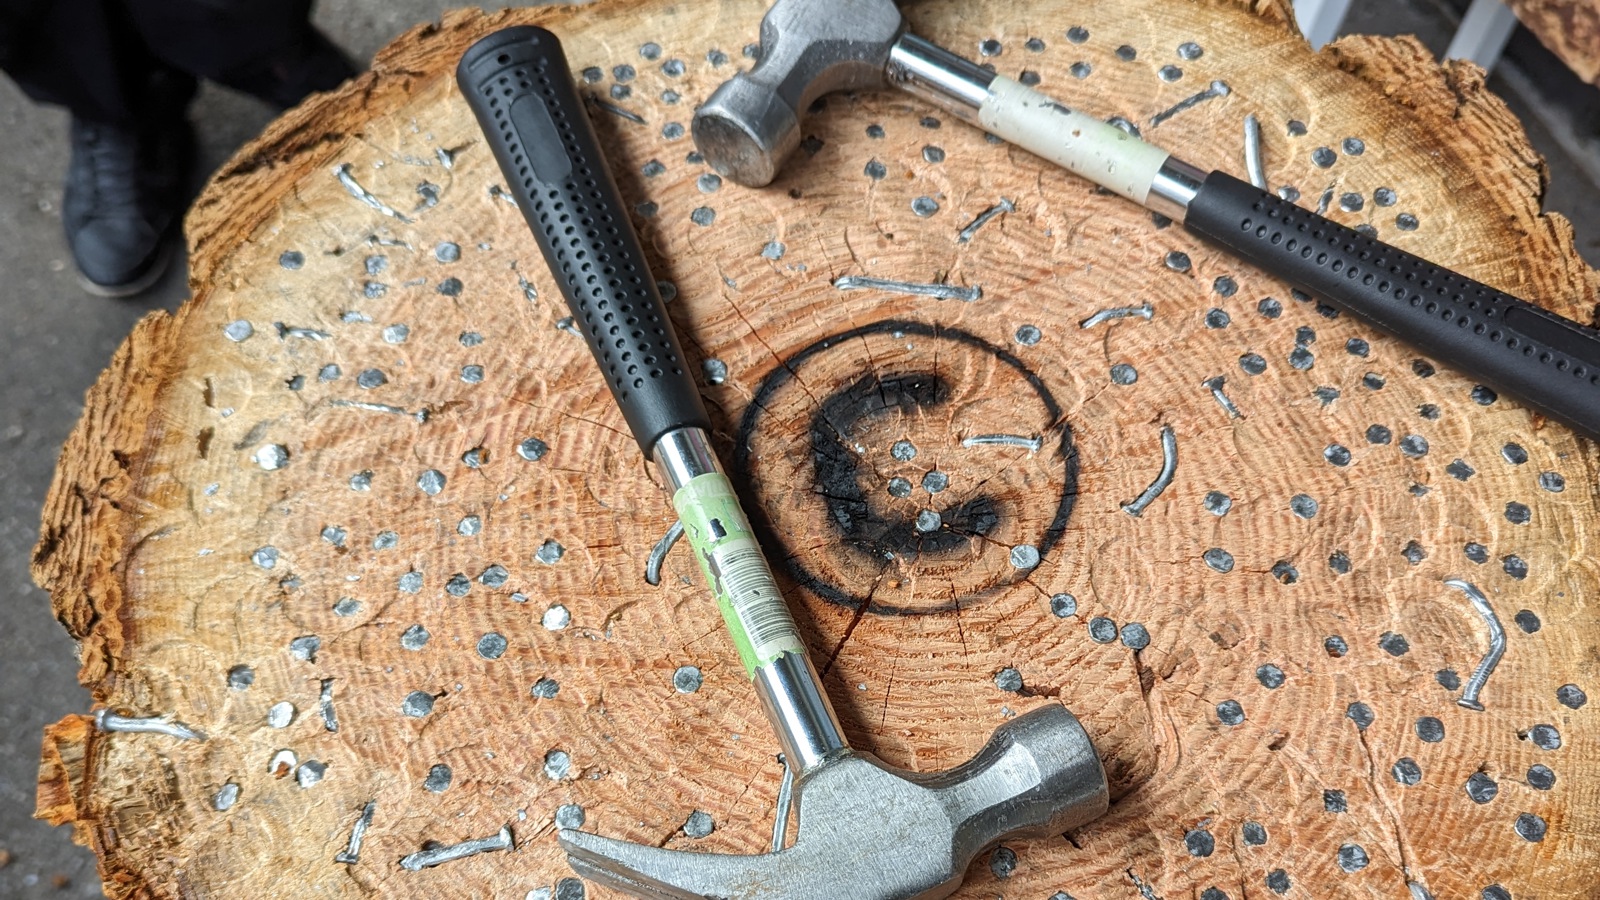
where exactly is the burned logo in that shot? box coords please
[733,320,1076,615]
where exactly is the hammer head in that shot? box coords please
[691,0,905,187]
[558,703,1108,899]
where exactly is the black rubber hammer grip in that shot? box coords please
[457,26,710,455]
[1188,171,1600,441]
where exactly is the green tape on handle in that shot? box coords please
[671,473,806,678]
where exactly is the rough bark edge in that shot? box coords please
[1324,33,1600,326]
[1504,0,1600,83]
[1226,0,1298,29]
[36,714,95,832]
[34,714,156,900]
[30,311,177,693]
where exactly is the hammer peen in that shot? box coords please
[694,0,1600,442]
[458,26,1110,900]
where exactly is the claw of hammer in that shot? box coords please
[556,704,1108,900]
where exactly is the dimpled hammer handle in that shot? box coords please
[1186,172,1600,439]
[456,26,710,455]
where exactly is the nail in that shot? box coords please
[1150,80,1230,127]
[1121,424,1178,516]
[320,678,339,733]
[771,754,794,852]
[956,197,1015,243]
[832,275,981,302]
[95,710,205,742]
[335,800,377,864]
[1203,375,1243,418]
[332,163,413,223]
[587,95,646,124]
[1079,302,1154,329]
[1448,579,1505,711]
[962,433,1043,452]
[1244,113,1266,189]
[399,826,513,871]
[645,520,686,586]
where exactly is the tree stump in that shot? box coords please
[32,0,1600,897]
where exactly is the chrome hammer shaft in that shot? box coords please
[651,428,848,776]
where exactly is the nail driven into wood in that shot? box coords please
[1079,302,1154,328]
[399,825,513,871]
[956,197,1015,243]
[1202,376,1243,418]
[274,323,331,341]
[645,520,685,585]
[832,275,981,302]
[328,399,424,420]
[1121,424,1178,516]
[1149,80,1230,127]
[95,710,205,742]
[962,433,1043,452]
[587,95,647,124]
[772,754,795,852]
[1448,579,1505,711]
[332,163,413,223]
[334,800,377,865]
[320,678,339,733]
[1243,113,1266,189]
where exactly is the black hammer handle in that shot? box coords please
[1187,171,1600,439]
[457,26,709,455]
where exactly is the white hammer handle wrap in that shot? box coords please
[978,76,1171,206]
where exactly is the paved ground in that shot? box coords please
[0,0,1594,896]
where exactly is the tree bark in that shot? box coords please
[1503,0,1600,83]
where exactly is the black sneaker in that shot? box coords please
[62,115,194,297]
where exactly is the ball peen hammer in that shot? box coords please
[693,0,1600,441]
[457,26,1110,900]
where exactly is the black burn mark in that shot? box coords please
[810,371,1001,557]
[734,320,1077,617]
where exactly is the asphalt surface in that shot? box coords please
[0,0,1595,897]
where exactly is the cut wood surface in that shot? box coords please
[1503,0,1600,83]
[32,0,1600,897]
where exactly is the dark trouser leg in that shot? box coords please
[0,0,196,126]
[123,0,353,109]
[0,0,196,294]
[0,0,350,294]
